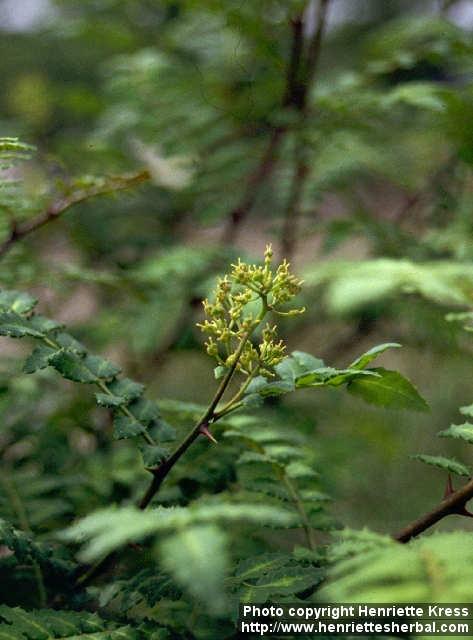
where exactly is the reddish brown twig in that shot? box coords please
[279,0,331,261]
[394,475,473,543]
[0,170,150,258]
[221,10,308,244]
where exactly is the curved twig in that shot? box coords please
[0,170,150,258]
[394,476,473,543]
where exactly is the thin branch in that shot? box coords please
[138,326,257,509]
[0,169,150,258]
[221,9,307,245]
[213,364,260,419]
[221,127,286,245]
[279,0,331,261]
[282,473,317,550]
[394,476,473,543]
[303,0,330,110]
[284,15,306,109]
[279,139,309,260]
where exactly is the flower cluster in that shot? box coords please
[197,245,304,378]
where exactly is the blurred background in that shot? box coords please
[2,0,473,538]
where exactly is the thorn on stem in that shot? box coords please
[444,474,454,499]
[199,424,218,444]
[444,474,473,517]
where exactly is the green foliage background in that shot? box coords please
[2,0,473,637]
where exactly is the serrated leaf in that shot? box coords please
[113,415,146,440]
[439,423,473,444]
[140,444,169,467]
[85,355,121,380]
[49,350,121,383]
[159,524,228,615]
[49,350,98,383]
[285,461,319,480]
[348,367,429,411]
[153,418,176,442]
[23,345,56,373]
[0,606,136,639]
[240,566,323,601]
[299,489,332,502]
[62,504,297,562]
[55,332,87,354]
[241,478,290,500]
[31,315,64,333]
[95,392,125,407]
[237,452,272,466]
[108,377,145,401]
[263,444,304,462]
[411,454,470,477]
[0,312,62,339]
[349,343,402,370]
[128,397,160,424]
[235,553,292,581]
[322,529,473,602]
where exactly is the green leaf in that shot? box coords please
[49,350,98,383]
[276,351,326,383]
[411,454,470,477]
[214,365,227,380]
[0,606,137,640]
[349,343,402,370]
[246,376,294,397]
[0,312,62,339]
[237,451,273,466]
[23,345,56,373]
[159,524,228,615]
[295,367,378,388]
[235,553,292,581]
[31,316,64,333]
[384,82,446,112]
[0,518,73,576]
[49,350,121,383]
[55,332,87,354]
[154,418,176,442]
[61,504,296,561]
[113,415,146,440]
[0,290,37,313]
[439,423,473,444]
[264,444,304,462]
[291,351,325,371]
[460,404,473,418]
[240,566,323,602]
[95,392,125,408]
[348,367,429,411]
[108,377,145,401]
[85,355,121,380]
[323,530,473,602]
[128,397,160,424]
[140,444,169,467]
[285,461,319,480]
[241,393,264,408]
